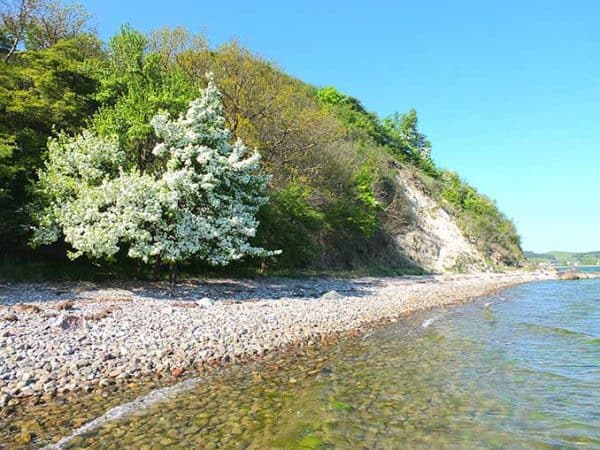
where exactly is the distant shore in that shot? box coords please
[0,270,559,408]
[554,265,600,268]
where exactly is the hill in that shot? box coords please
[525,251,600,266]
[0,4,524,277]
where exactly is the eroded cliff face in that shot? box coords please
[395,171,490,273]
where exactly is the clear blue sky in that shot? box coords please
[82,0,599,253]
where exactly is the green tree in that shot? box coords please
[1,0,92,61]
[92,25,196,173]
[0,33,102,255]
[383,109,431,159]
[31,76,274,275]
[317,86,385,144]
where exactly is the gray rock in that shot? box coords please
[43,381,56,392]
[21,371,34,383]
[195,297,214,307]
[101,351,116,361]
[49,359,62,371]
[49,314,68,329]
[50,314,85,330]
[0,393,11,407]
[321,290,344,301]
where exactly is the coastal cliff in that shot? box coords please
[395,170,488,272]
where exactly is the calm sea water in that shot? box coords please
[68,273,600,449]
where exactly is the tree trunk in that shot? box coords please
[4,31,22,63]
[152,258,162,281]
[168,263,178,284]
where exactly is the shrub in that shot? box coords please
[30,75,275,270]
[256,182,325,268]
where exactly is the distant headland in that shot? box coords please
[525,250,600,266]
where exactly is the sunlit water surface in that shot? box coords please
[65,275,600,449]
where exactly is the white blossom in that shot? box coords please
[31,74,277,266]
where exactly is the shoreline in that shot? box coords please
[0,270,559,410]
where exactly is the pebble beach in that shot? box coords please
[0,271,558,408]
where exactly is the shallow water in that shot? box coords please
[61,276,599,449]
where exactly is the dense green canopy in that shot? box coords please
[0,0,523,275]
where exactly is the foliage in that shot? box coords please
[31,76,275,268]
[325,163,381,239]
[1,0,39,61]
[316,86,346,106]
[524,250,600,266]
[316,86,384,144]
[382,110,431,159]
[0,32,102,254]
[1,0,92,61]
[0,11,524,276]
[355,163,381,211]
[24,0,92,50]
[256,182,325,268]
[148,75,274,265]
[92,25,196,172]
[200,42,342,183]
[317,82,522,268]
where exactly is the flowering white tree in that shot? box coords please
[31,74,275,269]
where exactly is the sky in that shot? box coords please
[81,0,599,253]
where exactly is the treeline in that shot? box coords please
[0,0,523,278]
[525,251,600,266]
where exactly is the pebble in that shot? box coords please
[321,290,344,301]
[1,313,17,322]
[195,297,214,307]
[0,393,10,407]
[0,271,557,402]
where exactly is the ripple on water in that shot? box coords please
[517,321,596,339]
